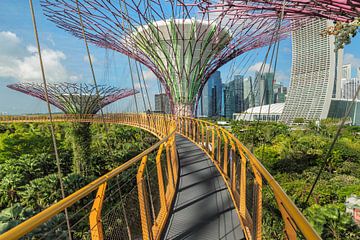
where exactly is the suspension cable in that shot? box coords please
[28,1,72,239]
[76,1,133,238]
[128,58,140,113]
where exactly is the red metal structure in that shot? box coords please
[190,0,360,22]
[41,0,296,116]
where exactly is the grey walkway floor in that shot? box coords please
[162,135,245,240]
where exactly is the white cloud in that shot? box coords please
[142,69,156,81]
[0,31,81,83]
[275,71,290,83]
[248,62,271,73]
[344,53,360,69]
[83,54,96,64]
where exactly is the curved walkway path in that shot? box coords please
[162,135,245,240]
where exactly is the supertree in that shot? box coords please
[41,0,297,116]
[191,0,360,23]
[8,82,137,174]
[7,82,137,114]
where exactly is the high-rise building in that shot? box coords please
[223,74,245,118]
[253,72,275,106]
[280,19,343,124]
[155,93,171,113]
[198,71,222,117]
[342,78,360,100]
[342,64,352,80]
[243,77,254,109]
[273,82,288,103]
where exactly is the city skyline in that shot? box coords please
[0,1,359,115]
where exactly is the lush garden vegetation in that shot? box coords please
[231,120,360,239]
[0,122,157,235]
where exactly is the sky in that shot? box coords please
[0,1,360,114]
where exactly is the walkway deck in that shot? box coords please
[162,135,245,240]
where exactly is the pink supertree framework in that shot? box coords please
[7,82,138,114]
[190,0,360,23]
[41,0,299,116]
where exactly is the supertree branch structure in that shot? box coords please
[190,0,360,23]
[41,0,296,116]
[8,82,137,174]
[7,82,138,114]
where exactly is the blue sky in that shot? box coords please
[0,1,359,114]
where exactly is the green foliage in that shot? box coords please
[293,117,305,124]
[0,204,34,234]
[0,122,157,236]
[304,204,360,239]
[230,120,360,238]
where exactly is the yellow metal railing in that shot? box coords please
[177,117,321,240]
[0,114,320,240]
[0,113,178,240]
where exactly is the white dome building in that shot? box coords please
[233,103,285,122]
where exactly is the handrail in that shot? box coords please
[0,114,320,239]
[177,116,321,240]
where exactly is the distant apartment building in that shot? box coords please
[280,19,343,124]
[198,71,222,117]
[154,93,171,113]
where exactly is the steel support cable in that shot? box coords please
[133,62,158,221]
[135,61,148,112]
[28,1,72,239]
[303,83,360,207]
[139,64,153,112]
[76,1,132,238]
[247,3,286,151]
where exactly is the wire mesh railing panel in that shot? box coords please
[261,183,286,240]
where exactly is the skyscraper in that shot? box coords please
[280,19,343,124]
[243,76,255,109]
[342,64,352,81]
[223,74,245,118]
[155,93,171,113]
[273,82,288,103]
[198,71,222,117]
[342,78,360,100]
[253,72,275,106]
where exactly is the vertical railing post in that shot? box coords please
[217,130,222,165]
[201,122,205,147]
[156,144,166,211]
[166,144,175,190]
[223,137,229,177]
[205,125,209,152]
[231,145,237,191]
[239,150,247,219]
[211,128,215,159]
[137,156,153,240]
[274,196,297,239]
[89,182,107,240]
[252,167,262,240]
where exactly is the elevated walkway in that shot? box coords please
[163,135,244,240]
[0,114,321,240]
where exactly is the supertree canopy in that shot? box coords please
[7,82,137,114]
[41,0,296,116]
[191,0,360,23]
